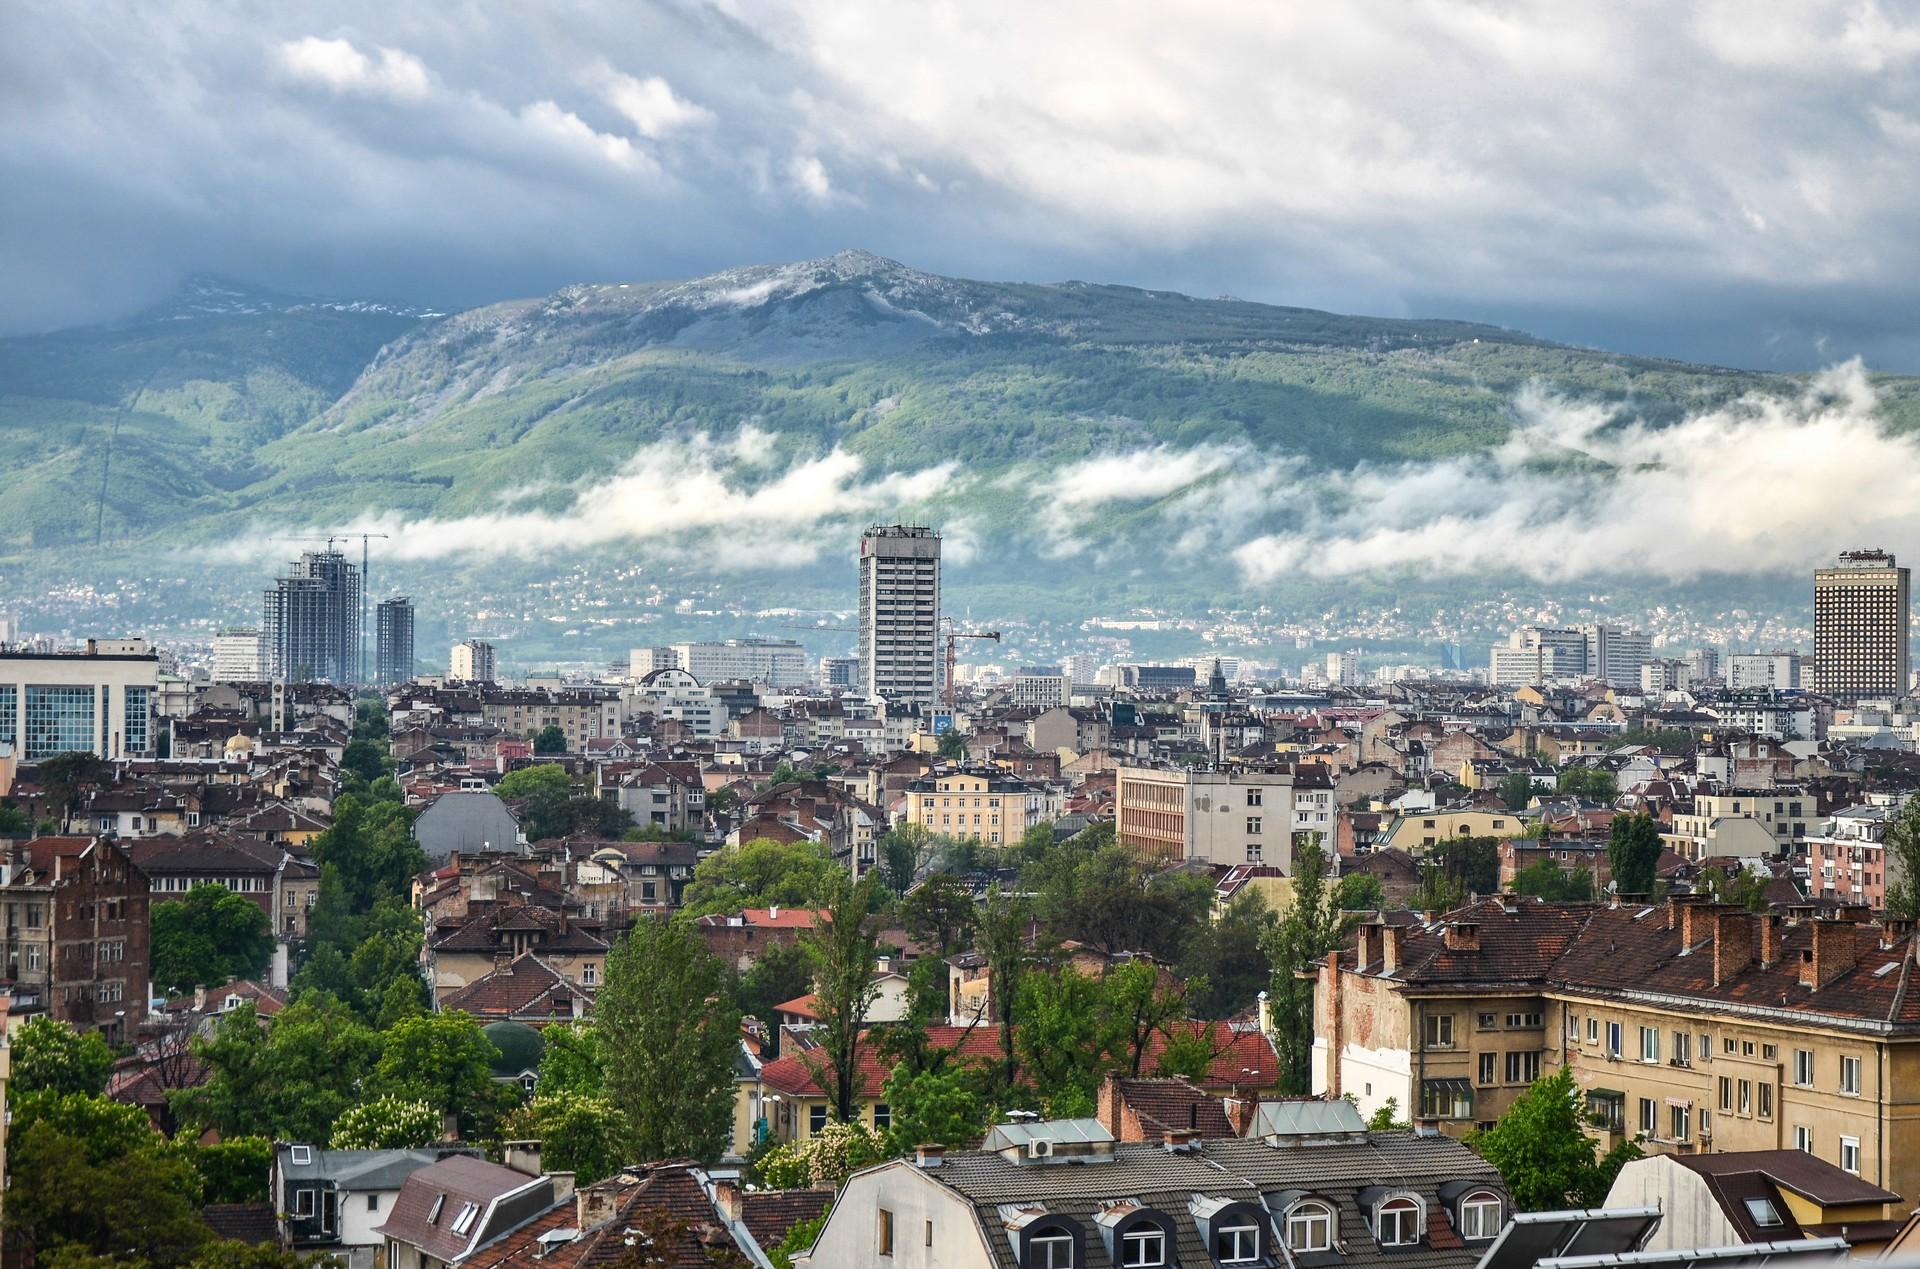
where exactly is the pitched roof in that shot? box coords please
[438,954,593,1023]
[1108,1077,1234,1137]
[376,1155,553,1264]
[201,1202,279,1246]
[739,1188,833,1252]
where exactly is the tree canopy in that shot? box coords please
[1469,1067,1642,1210]
[1607,812,1663,896]
[680,838,841,917]
[11,1016,115,1097]
[151,883,274,996]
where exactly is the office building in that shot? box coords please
[449,640,497,684]
[374,597,415,686]
[1815,550,1911,701]
[1010,673,1069,710]
[262,549,361,684]
[1116,764,1298,866]
[1108,664,1198,692]
[0,641,159,761]
[629,646,677,679]
[820,656,860,689]
[211,629,264,683]
[1580,623,1653,687]
[1639,659,1692,694]
[1067,652,1099,685]
[668,639,808,687]
[1489,626,1587,686]
[1728,652,1803,691]
[857,524,941,706]
[1683,647,1721,681]
[1325,650,1362,686]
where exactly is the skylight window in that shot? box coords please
[428,1195,446,1224]
[290,1145,312,1165]
[1744,1198,1782,1228]
[451,1202,482,1235]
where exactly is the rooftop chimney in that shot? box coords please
[1356,921,1383,968]
[1800,919,1860,991]
[1444,922,1480,952]
[710,1177,743,1222]
[578,1181,623,1229]
[503,1140,543,1177]
[1681,900,1723,949]
[1223,1096,1256,1138]
[1162,1129,1198,1153]
[1759,913,1784,968]
[1383,925,1406,972]
[1880,917,1913,950]
[915,1144,946,1169]
[1712,910,1753,986]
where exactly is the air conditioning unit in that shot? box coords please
[1027,1139,1054,1160]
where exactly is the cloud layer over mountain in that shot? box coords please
[10,2,1920,368]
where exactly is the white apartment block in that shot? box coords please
[668,639,808,687]
[858,524,941,706]
[0,641,160,761]
[212,629,264,683]
[449,640,497,684]
[1010,674,1069,710]
[1115,764,1299,867]
[1728,652,1804,691]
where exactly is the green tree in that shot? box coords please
[0,800,30,831]
[978,885,1035,1093]
[1424,835,1502,897]
[597,917,742,1164]
[9,1112,211,1267]
[1510,859,1595,901]
[680,838,842,917]
[330,1095,440,1149]
[901,873,979,955]
[1180,888,1275,1019]
[881,1063,988,1153]
[877,825,937,894]
[1556,766,1619,801]
[1499,772,1537,812]
[800,871,884,1123]
[341,738,392,784]
[1015,967,1110,1114]
[151,883,275,995]
[370,1011,505,1138]
[11,1016,114,1096]
[935,728,968,762]
[307,794,424,919]
[537,1024,607,1096]
[1101,960,1197,1079]
[501,1091,630,1183]
[1261,837,1352,1094]
[1468,1067,1642,1210]
[172,999,381,1143]
[533,724,568,754]
[1153,1024,1222,1081]
[1883,797,1920,920]
[1702,864,1771,912]
[1333,871,1387,912]
[732,941,815,1052]
[1029,841,1211,962]
[177,1136,274,1204]
[495,764,573,799]
[1607,812,1663,896]
[35,751,107,831]
[1366,1097,1412,1131]
[11,1089,156,1161]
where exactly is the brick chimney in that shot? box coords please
[1356,921,1383,968]
[1668,893,1707,932]
[1712,910,1753,986]
[1800,919,1860,991]
[710,1177,743,1222]
[1759,914,1784,968]
[1383,925,1406,972]
[1879,916,1913,950]
[1681,900,1722,949]
[579,1180,624,1228]
[1223,1095,1257,1138]
[1444,922,1480,952]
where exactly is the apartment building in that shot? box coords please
[449,639,497,685]
[0,835,151,1039]
[1315,898,1920,1204]
[1114,764,1297,866]
[1805,805,1895,909]
[1663,788,1814,862]
[475,689,623,748]
[0,642,159,761]
[1814,550,1910,701]
[668,638,808,687]
[902,769,1046,847]
[858,524,941,707]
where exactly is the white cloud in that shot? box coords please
[518,100,651,171]
[278,36,431,100]
[788,154,834,203]
[292,430,957,568]
[597,66,712,138]
[1233,359,1920,583]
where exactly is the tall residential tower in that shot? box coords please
[375,597,416,686]
[262,549,361,683]
[858,524,941,707]
[1815,549,1911,700]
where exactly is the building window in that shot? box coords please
[1794,1125,1813,1153]
[1720,1078,1733,1112]
[878,1208,893,1256]
[809,1105,828,1134]
[1793,1049,1814,1086]
[1840,1136,1861,1176]
[1424,1014,1454,1049]
[1673,1031,1691,1065]
[1030,1233,1074,1268]
[1506,1051,1541,1084]
[1588,1017,1599,1044]
[1639,1027,1660,1063]
[1246,817,1262,835]
[368,1194,380,1212]
[1841,1055,1861,1095]
[1121,1228,1167,1267]
[1246,842,1262,864]
[1378,1198,1421,1247]
[1670,1104,1690,1142]
[1759,1083,1773,1119]
[1478,1053,1496,1085]
[1247,789,1263,807]
[873,1103,892,1131]
[1284,1205,1330,1254]
[1607,1022,1622,1056]
[1460,1194,1502,1241]
[24,685,96,760]
[1639,1098,1656,1134]
[293,1187,316,1217]
[1506,1011,1543,1029]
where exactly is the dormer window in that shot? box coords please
[289,1144,312,1165]
[1030,1233,1074,1268]
[1458,1192,1502,1241]
[1120,1227,1167,1267]
[1221,1220,1266,1262]
[1285,1202,1333,1254]
[1377,1197,1422,1246]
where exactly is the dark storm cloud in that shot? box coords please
[7,0,1920,368]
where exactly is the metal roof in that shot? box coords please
[981,1119,1115,1151]
[1249,1098,1368,1138]
[1537,1237,1853,1269]
[1475,1207,1664,1269]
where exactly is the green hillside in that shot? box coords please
[4,251,1917,556]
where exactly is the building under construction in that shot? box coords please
[262,549,361,683]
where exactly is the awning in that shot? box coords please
[1423,1078,1473,1096]
[1586,1087,1625,1100]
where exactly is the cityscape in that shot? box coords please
[12,5,1920,1269]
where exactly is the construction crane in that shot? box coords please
[943,618,1000,708]
[270,533,391,681]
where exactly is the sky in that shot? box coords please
[7,2,1920,370]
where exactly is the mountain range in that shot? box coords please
[0,250,1912,654]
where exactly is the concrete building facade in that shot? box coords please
[858,524,941,707]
